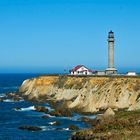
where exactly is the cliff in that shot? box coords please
[19,76,140,113]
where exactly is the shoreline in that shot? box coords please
[2,91,140,140]
[2,75,140,139]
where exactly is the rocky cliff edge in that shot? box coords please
[19,76,140,113]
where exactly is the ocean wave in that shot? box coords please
[3,99,14,102]
[0,93,6,98]
[62,128,69,131]
[55,114,96,121]
[56,116,80,121]
[46,106,54,112]
[40,125,70,131]
[19,106,35,111]
[43,103,54,112]
[3,99,24,103]
[48,121,57,125]
[40,126,56,131]
[83,115,96,119]
[40,126,47,131]
[45,114,55,118]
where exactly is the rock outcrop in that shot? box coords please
[103,108,115,117]
[19,76,140,113]
[71,110,140,140]
[18,126,42,131]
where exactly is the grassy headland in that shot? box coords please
[71,110,140,140]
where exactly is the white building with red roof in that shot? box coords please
[70,65,95,75]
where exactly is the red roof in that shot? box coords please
[81,70,87,72]
[71,65,84,72]
[70,65,97,73]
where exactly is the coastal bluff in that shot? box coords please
[19,76,140,113]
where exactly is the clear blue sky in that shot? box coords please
[0,0,140,73]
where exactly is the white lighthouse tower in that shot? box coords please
[106,30,117,75]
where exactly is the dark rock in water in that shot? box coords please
[18,126,42,131]
[41,115,49,119]
[80,117,97,126]
[53,121,61,126]
[13,107,21,111]
[34,106,49,113]
[79,117,101,127]
[0,98,3,102]
[12,97,22,102]
[6,93,15,98]
[4,92,23,102]
[49,110,61,117]
[69,125,79,130]
[50,108,72,117]
[80,117,92,122]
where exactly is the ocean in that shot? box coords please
[0,74,94,140]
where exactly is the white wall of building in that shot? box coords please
[127,72,136,76]
[70,66,92,75]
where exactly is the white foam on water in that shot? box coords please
[46,114,55,118]
[41,126,70,131]
[40,126,56,131]
[50,113,81,121]
[47,106,54,112]
[40,126,46,129]
[62,128,69,131]
[20,106,35,111]
[3,99,14,102]
[83,115,96,119]
[56,116,79,121]
[71,114,81,121]
[58,114,96,122]
[40,126,47,131]
[0,94,6,98]
[48,121,56,125]
[44,103,54,112]
[3,99,24,103]
[18,99,24,102]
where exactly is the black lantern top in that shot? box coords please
[108,30,114,38]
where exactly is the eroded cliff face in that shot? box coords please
[19,76,140,113]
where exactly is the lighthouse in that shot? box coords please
[106,30,117,75]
